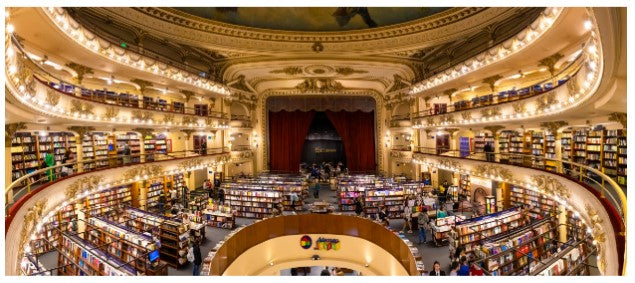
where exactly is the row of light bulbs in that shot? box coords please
[409,7,562,95]
[42,7,231,96]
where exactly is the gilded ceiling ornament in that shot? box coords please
[483,125,505,135]
[475,164,513,180]
[45,88,61,106]
[461,111,473,120]
[426,117,435,125]
[539,121,568,135]
[335,67,368,76]
[535,91,557,110]
[566,79,578,96]
[423,129,432,136]
[585,203,607,274]
[482,74,503,92]
[65,175,104,199]
[311,42,324,53]
[65,62,94,84]
[182,116,197,125]
[131,128,154,137]
[270,66,303,75]
[103,106,120,120]
[530,175,571,200]
[295,78,343,93]
[445,128,460,136]
[5,122,27,145]
[67,126,95,139]
[443,88,458,98]
[387,74,411,93]
[17,199,47,272]
[130,78,154,94]
[440,114,455,124]
[205,117,216,127]
[123,164,164,180]
[70,100,94,115]
[223,98,233,107]
[512,102,526,114]
[538,53,564,77]
[180,90,195,102]
[178,158,204,172]
[608,112,627,128]
[132,110,154,121]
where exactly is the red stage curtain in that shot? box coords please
[269,110,316,172]
[325,111,376,172]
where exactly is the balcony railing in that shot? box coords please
[231,145,252,152]
[230,114,251,121]
[413,52,583,119]
[391,145,412,151]
[5,148,229,216]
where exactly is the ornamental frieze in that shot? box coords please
[530,175,571,200]
[474,164,512,180]
[65,175,104,199]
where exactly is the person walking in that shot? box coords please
[218,187,225,205]
[418,208,429,245]
[312,179,320,199]
[190,239,202,275]
[428,261,446,276]
[290,191,300,212]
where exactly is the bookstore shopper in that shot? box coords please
[418,208,429,244]
[457,256,470,276]
[428,261,446,276]
[354,196,363,215]
[449,261,460,276]
[190,240,202,276]
[469,260,484,276]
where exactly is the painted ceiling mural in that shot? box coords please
[171,7,452,31]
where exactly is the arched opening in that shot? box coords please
[301,112,346,167]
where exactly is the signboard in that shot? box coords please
[300,235,340,251]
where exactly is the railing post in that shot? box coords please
[579,166,583,182]
[600,168,606,198]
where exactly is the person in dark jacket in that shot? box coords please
[354,196,364,215]
[192,240,202,275]
[218,188,225,204]
[320,267,331,276]
[200,139,207,155]
[428,261,446,276]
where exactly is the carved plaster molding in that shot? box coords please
[530,175,571,200]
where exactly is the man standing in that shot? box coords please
[191,239,202,275]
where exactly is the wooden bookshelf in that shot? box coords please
[10,132,38,181]
[449,208,523,254]
[83,185,132,218]
[531,131,545,169]
[364,186,405,218]
[115,133,140,164]
[203,203,235,229]
[603,129,627,187]
[509,186,557,219]
[337,182,366,212]
[30,203,76,254]
[58,233,137,276]
[222,184,284,218]
[586,130,603,173]
[545,131,557,172]
[509,133,524,165]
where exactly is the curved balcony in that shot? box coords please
[230,114,253,128]
[413,53,583,119]
[6,36,230,130]
[208,214,421,276]
[39,7,231,96]
[4,148,231,275]
[411,147,625,275]
[389,114,412,128]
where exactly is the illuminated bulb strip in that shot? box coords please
[410,8,563,95]
[40,7,230,96]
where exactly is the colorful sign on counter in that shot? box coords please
[300,235,341,251]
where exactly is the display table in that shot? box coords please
[309,201,334,214]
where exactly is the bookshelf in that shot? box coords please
[233,177,308,211]
[49,132,77,164]
[10,132,38,181]
[30,203,77,254]
[432,215,465,246]
[509,132,524,165]
[364,186,405,218]
[124,208,190,268]
[83,185,132,217]
[58,233,137,276]
[116,133,140,164]
[572,130,587,171]
[337,182,366,212]
[459,174,471,200]
[603,129,627,187]
[474,133,493,153]
[586,130,603,175]
[545,131,557,172]
[93,133,109,169]
[481,218,557,275]
[449,208,523,254]
[509,186,556,219]
[498,131,514,163]
[532,241,589,276]
[203,202,235,229]
[617,131,627,187]
[531,131,545,169]
[223,185,284,218]
[146,181,165,212]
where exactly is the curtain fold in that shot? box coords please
[269,110,316,172]
[325,110,376,172]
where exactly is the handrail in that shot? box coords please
[10,35,228,120]
[412,147,626,224]
[412,52,584,119]
[5,148,229,215]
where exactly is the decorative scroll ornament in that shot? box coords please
[423,129,432,135]
[440,114,455,124]
[538,53,564,76]
[163,113,175,124]
[475,164,513,180]
[530,175,571,200]
[566,79,579,96]
[480,106,501,118]
[67,126,95,139]
[585,203,607,274]
[512,102,526,114]
[608,112,626,128]
[70,100,94,115]
[65,62,93,84]
[535,91,557,110]
[131,128,154,137]
[45,88,61,106]
[130,78,153,94]
[295,78,343,93]
[270,66,303,75]
[182,116,197,125]
[205,117,217,127]
[17,199,47,273]
[132,110,154,121]
[5,122,27,145]
[65,175,104,199]
[426,117,435,125]
[123,164,164,180]
[437,158,462,170]
[484,125,505,136]
[103,106,120,120]
[482,74,503,92]
[181,90,195,102]
[539,121,569,135]
[461,111,472,120]
[336,67,368,76]
[387,75,411,93]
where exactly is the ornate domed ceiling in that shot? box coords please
[169,7,452,31]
